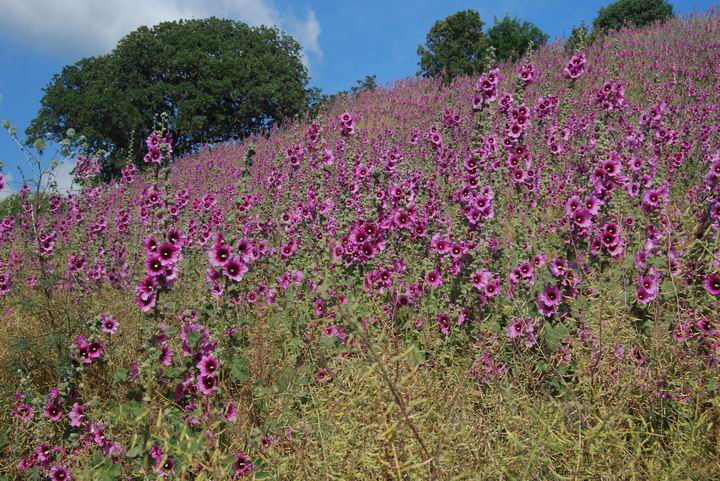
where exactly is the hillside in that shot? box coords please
[1,10,720,480]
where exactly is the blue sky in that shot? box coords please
[0,0,716,194]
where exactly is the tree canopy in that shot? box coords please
[487,15,549,63]
[417,10,547,80]
[593,0,674,33]
[27,17,310,178]
[417,10,490,80]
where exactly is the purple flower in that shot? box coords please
[224,401,237,422]
[209,242,232,267]
[156,456,175,477]
[572,208,592,229]
[315,367,333,383]
[234,451,255,477]
[704,273,720,296]
[44,401,63,421]
[426,270,442,288]
[146,132,162,149]
[550,257,569,277]
[145,254,165,276]
[437,312,451,336]
[197,355,220,377]
[157,242,180,266]
[76,336,91,363]
[49,465,71,481]
[198,374,218,395]
[635,287,654,305]
[136,292,157,312]
[224,257,248,282]
[159,345,173,366]
[100,315,118,334]
[638,273,660,295]
[539,285,562,307]
[88,340,104,361]
[69,403,85,427]
[13,402,34,422]
[507,319,523,339]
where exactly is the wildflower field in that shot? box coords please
[2,10,720,481]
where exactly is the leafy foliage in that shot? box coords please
[27,18,310,179]
[417,10,548,80]
[593,0,674,34]
[487,15,549,63]
[566,21,590,53]
[417,10,491,80]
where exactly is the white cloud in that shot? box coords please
[0,161,77,200]
[51,160,78,195]
[0,0,322,64]
[284,9,322,67]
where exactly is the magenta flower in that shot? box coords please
[100,315,118,334]
[209,242,232,267]
[88,340,104,361]
[563,52,586,79]
[159,345,173,366]
[44,401,63,421]
[198,374,218,395]
[13,402,34,422]
[507,319,523,339]
[704,273,720,296]
[156,456,175,477]
[426,270,442,288]
[572,208,592,229]
[145,255,164,276]
[49,465,71,481]
[539,285,562,307]
[146,132,162,149]
[234,451,255,477]
[635,287,655,305]
[197,354,220,377]
[76,336,92,363]
[224,401,237,422]
[315,367,332,383]
[69,403,85,427]
[157,242,179,266]
[136,292,157,312]
[224,257,248,282]
[437,312,451,336]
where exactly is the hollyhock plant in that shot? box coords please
[44,401,63,421]
[68,403,85,427]
[197,354,220,377]
[234,451,255,477]
[426,270,442,288]
[564,52,587,79]
[100,315,118,334]
[198,374,218,395]
[224,401,237,422]
[13,401,34,422]
[3,10,720,478]
[704,273,720,296]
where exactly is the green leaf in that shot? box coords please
[543,323,570,352]
[229,356,251,382]
[113,368,129,384]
